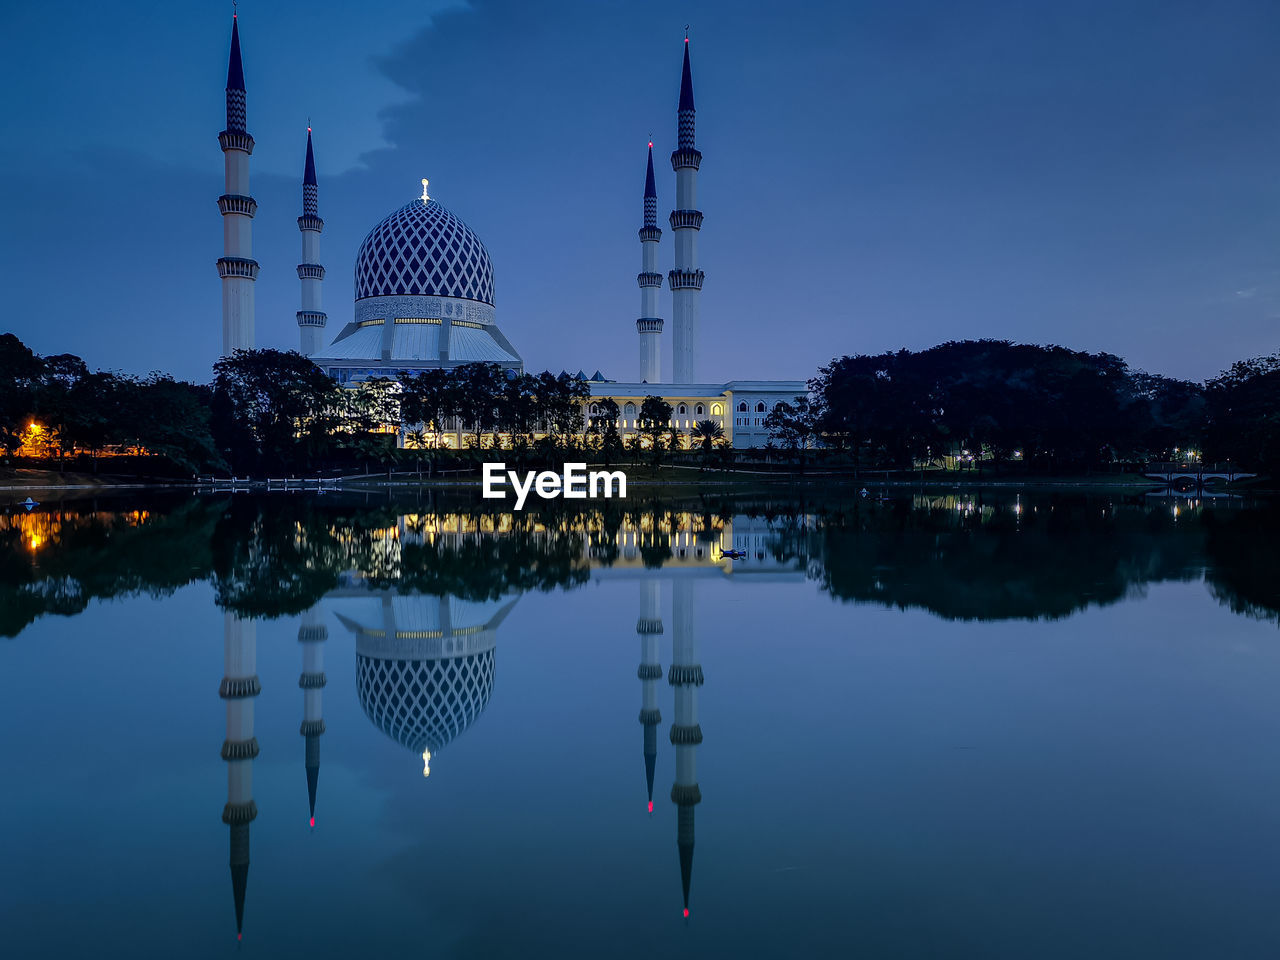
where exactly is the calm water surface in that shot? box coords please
[3,490,1280,958]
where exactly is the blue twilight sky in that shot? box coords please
[3,0,1279,384]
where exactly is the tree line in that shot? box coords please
[7,332,1280,476]
[788,339,1279,475]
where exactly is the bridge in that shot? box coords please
[1144,462,1255,485]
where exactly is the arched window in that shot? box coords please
[677,404,687,415]
[589,404,599,415]
[756,402,766,413]
[737,401,747,413]
[695,404,704,416]
[624,403,636,417]
[711,403,722,417]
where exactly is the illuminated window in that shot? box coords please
[711,403,722,416]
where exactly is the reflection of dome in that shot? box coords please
[336,594,517,767]
[354,199,495,306]
[356,649,495,756]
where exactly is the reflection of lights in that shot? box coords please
[309,816,315,828]
[422,748,431,778]
[683,908,690,918]
[28,533,44,551]
[648,800,654,813]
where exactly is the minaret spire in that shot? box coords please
[636,142,664,383]
[637,581,664,812]
[298,608,327,827]
[669,579,704,918]
[217,10,258,355]
[669,34,705,383]
[297,126,327,355]
[219,614,261,941]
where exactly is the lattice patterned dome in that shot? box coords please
[354,198,496,305]
[356,650,496,756]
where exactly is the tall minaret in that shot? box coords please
[637,580,664,813]
[219,613,261,941]
[668,33,704,384]
[668,579,704,917]
[298,607,327,828]
[637,143,664,383]
[217,12,258,355]
[297,127,327,356]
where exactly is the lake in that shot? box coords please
[3,489,1280,958]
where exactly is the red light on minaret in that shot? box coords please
[683,908,690,918]
[309,816,315,827]
[649,141,653,148]
[237,933,243,941]
[647,800,654,813]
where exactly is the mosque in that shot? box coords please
[217,14,806,449]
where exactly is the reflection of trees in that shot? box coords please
[12,491,1280,633]
[1203,504,1280,622]
[807,495,1206,621]
[0,498,219,637]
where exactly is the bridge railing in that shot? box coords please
[1146,462,1241,475]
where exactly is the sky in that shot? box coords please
[3,0,1279,384]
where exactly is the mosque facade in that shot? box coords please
[217,15,806,448]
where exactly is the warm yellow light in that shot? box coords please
[28,533,43,551]
[421,748,431,778]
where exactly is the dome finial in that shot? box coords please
[421,747,432,777]
[421,178,430,202]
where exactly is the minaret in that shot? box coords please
[217,12,258,355]
[298,607,327,828]
[637,581,664,813]
[668,579,703,917]
[219,613,261,941]
[637,143,664,383]
[668,33,705,384]
[297,127,327,356]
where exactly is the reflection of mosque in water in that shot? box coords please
[213,510,803,937]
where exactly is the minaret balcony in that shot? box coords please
[218,130,256,154]
[637,271,664,288]
[671,783,702,806]
[668,269,705,292]
[296,263,326,280]
[298,625,329,642]
[669,723,704,745]
[298,214,324,232]
[636,318,664,333]
[669,209,703,230]
[218,194,257,217]
[637,618,665,634]
[670,147,702,171]
[298,671,328,689]
[638,662,664,680]
[219,674,262,698]
[297,311,328,327]
[221,800,259,825]
[217,257,260,280]
[300,719,327,736]
[220,737,261,761]
[638,225,662,243]
[668,662,705,686]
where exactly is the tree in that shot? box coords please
[212,348,342,472]
[638,396,672,464]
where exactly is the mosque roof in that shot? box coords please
[317,320,518,365]
[354,198,495,305]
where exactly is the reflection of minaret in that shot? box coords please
[668,579,703,918]
[298,608,327,828]
[637,581,664,813]
[219,613,260,941]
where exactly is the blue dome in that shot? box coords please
[354,198,495,306]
